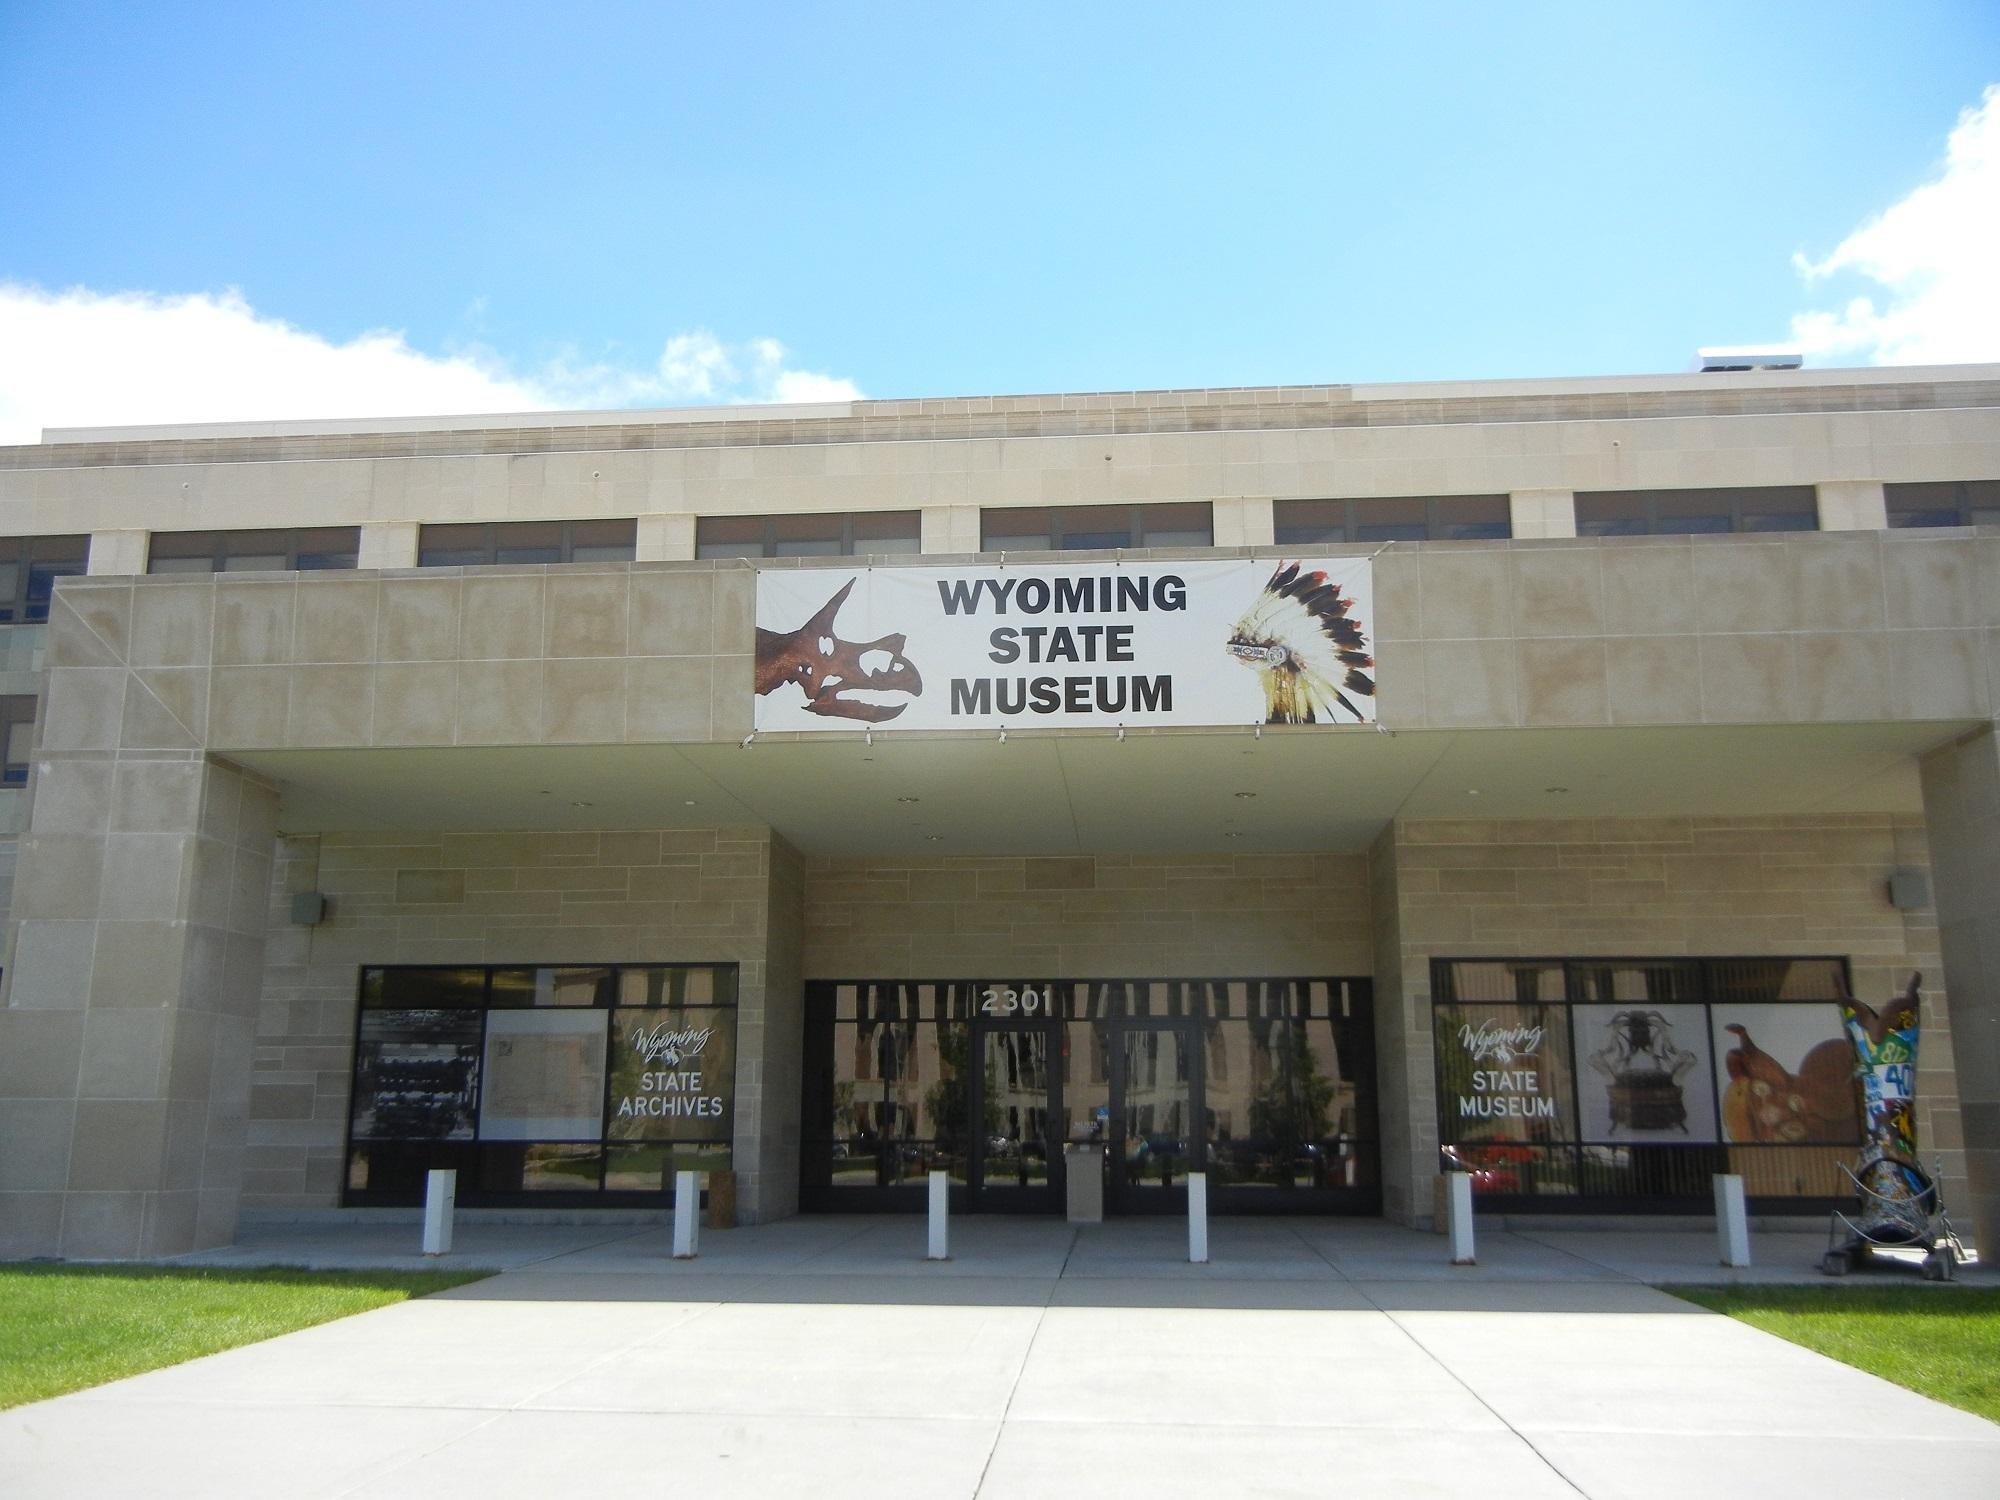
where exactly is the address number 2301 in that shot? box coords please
[980,986,1047,1016]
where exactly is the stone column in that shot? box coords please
[356,521,420,570]
[1509,490,1577,539]
[921,505,981,554]
[638,513,697,561]
[0,753,277,1258]
[86,531,149,577]
[1816,480,1888,532]
[1918,725,2000,1256]
[743,833,805,1222]
[1213,497,1275,548]
[1366,822,1435,1226]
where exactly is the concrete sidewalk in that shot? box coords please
[3,1218,1995,1497]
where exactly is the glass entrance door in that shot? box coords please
[1108,1018,1203,1213]
[968,1020,1062,1212]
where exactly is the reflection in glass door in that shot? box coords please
[1109,1019,1202,1212]
[970,1022,1062,1211]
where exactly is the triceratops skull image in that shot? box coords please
[754,578,924,722]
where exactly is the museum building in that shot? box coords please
[0,362,1996,1261]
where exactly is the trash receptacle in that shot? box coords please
[1065,1146,1103,1223]
[705,1169,737,1229]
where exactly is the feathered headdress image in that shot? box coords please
[1225,563,1376,724]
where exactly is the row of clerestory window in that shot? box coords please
[0,481,1991,625]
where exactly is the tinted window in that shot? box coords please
[347,963,738,1208]
[1432,956,1860,1208]
[418,520,637,567]
[148,528,361,575]
[1885,480,2000,529]
[0,536,89,622]
[979,503,1213,552]
[1274,497,1510,545]
[0,695,35,785]
[1575,488,1817,536]
[694,512,920,559]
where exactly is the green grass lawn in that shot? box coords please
[0,1265,489,1410]
[1671,1285,2000,1425]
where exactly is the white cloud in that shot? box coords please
[0,284,862,445]
[1789,84,2000,365]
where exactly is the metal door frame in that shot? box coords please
[967,1014,1065,1213]
[1106,1015,1205,1215]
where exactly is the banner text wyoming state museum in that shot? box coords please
[752,558,1377,731]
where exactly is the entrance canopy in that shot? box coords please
[234,721,1952,854]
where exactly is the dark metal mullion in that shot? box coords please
[595,977,617,1194]
[1562,960,1584,1154]
[339,967,371,1204]
[1560,962,1585,1197]
[1428,960,1449,1169]
[968,1010,986,1199]
[1699,960,1726,1148]
[469,987,491,1198]
[1105,1014,1122,1208]
[1187,1006,1205,1177]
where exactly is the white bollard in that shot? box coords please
[1447,1172,1476,1266]
[673,1170,701,1259]
[422,1169,456,1256]
[927,1170,950,1260]
[1713,1173,1751,1268]
[1188,1171,1209,1264]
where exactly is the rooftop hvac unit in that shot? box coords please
[1695,346,1804,373]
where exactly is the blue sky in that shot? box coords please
[1,2,1995,436]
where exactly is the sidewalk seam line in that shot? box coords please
[969,1266,1058,1500]
[1349,1251,1593,1499]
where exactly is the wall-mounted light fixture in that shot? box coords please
[1888,868,1931,910]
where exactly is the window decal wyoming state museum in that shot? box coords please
[753,558,1376,730]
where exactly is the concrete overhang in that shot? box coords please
[232,719,1966,856]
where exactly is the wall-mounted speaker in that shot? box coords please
[291,892,327,925]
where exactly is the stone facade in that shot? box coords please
[246,825,802,1222]
[4,368,1998,562]
[0,365,1995,1258]
[1368,814,1957,1223]
[0,755,277,1258]
[803,852,1374,980]
[1918,732,2000,1255]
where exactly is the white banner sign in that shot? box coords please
[752,557,1375,731]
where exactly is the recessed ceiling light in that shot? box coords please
[897,796,920,804]
[1544,786,1568,795]
[683,799,697,806]
[924,833,944,841]
[1233,791,1256,800]
[1466,789,1480,797]
[571,801,593,808]
[1223,832,1245,839]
